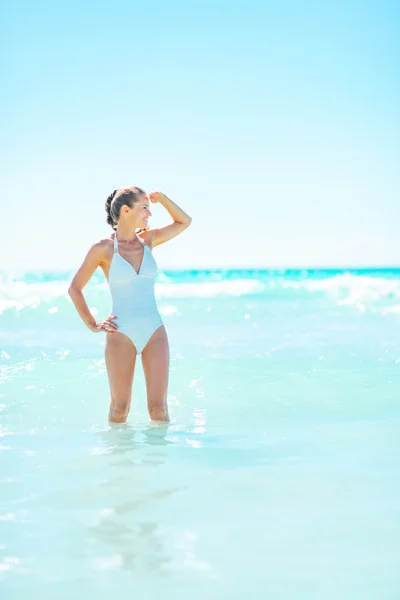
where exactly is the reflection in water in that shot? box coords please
[86,422,185,574]
[45,422,212,576]
[95,422,173,466]
[101,421,172,448]
[88,508,173,573]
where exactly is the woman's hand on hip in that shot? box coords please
[89,315,118,333]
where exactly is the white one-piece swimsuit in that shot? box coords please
[108,234,163,353]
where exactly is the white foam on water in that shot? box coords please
[283,274,400,312]
[378,304,400,315]
[155,280,266,298]
[1,273,400,315]
[0,281,69,315]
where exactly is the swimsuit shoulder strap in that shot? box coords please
[137,233,146,248]
[113,233,118,254]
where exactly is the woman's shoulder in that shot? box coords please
[138,229,155,249]
[88,236,114,259]
[94,235,114,247]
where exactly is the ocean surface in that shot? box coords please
[1,267,399,599]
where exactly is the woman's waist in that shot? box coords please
[112,311,163,327]
[111,299,160,316]
[110,289,157,306]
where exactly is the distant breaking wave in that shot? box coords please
[0,270,399,316]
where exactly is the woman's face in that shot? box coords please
[123,194,152,229]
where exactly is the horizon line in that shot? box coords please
[1,264,400,274]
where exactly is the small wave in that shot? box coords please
[0,282,69,315]
[0,279,266,316]
[155,280,266,298]
[282,274,400,312]
[378,304,400,316]
[1,272,399,316]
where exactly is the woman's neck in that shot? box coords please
[115,225,138,242]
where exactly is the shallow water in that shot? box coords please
[1,268,400,599]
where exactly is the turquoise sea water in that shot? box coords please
[1,268,400,599]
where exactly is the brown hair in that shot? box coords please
[105,186,146,230]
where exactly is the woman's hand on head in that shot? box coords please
[89,315,118,333]
[148,191,167,204]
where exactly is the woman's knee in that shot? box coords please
[109,399,130,423]
[149,404,169,422]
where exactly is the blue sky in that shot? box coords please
[1,0,399,270]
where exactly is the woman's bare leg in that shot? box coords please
[105,332,137,423]
[141,326,170,422]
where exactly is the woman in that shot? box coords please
[68,187,192,424]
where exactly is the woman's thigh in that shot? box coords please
[141,326,170,419]
[105,331,137,416]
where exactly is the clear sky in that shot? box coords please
[1,0,399,270]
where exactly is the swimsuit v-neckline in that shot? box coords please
[114,234,146,277]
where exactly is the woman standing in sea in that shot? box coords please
[68,187,192,424]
